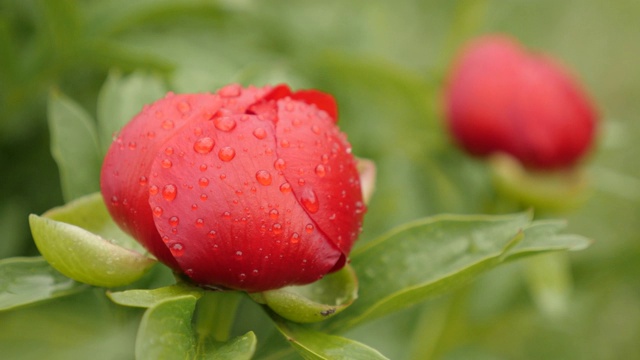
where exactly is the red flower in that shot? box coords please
[444,35,597,170]
[100,84,365,292]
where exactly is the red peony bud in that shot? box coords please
[100,84,365,292]
[444,35,598,170]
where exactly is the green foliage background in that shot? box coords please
[1,0,639,359]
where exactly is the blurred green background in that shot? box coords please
[1,0,639,359]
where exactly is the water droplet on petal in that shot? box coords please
[253,128,267,139]
[279,182,291,193]
[214,117,237,132]
[280,139,290,148]
[195,218,204,228]
[194,137,215,154]
[168,216,180,227]
[290,232,300,244]
[170,243,184,257]
[219,83,241,97]
[200,193,208,201]
[199,164,208,172]
[164,147,174,156]
[274,158,286,171]
[272,223,283,235]
[162,120,174,130]
[110,195,119,206]
[315,164,326,177]
[177,101,190,114]
[222,211,231,220]
[305,224,315,233]
[161,159,172,168]
[198,177,209,187]
[149,185,159,196]
[321,154,329,164]
[153,206,163,217]
[162,184,177,201]
[208,230,217,239]
[128,142,137,150]
[300,188,320,214]
[311,125,321,134]
[218,147,236,161]
[252,269,259,277]
[269,209,279,219]
[256,170,272,186]
[235,250,243,260]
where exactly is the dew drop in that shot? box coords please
[139,176,148,186]
[273,158,286,171]
[219,174,227,180]
[198,177,209,187]
[149,185,159,196]
[219,83,241,97]
[168,216,180,227]
[128,142,137,150]
[315,164,326,177]
[222,211,232,220]
[152,206,163,217]
[235,250,243,260]
[214,117,237,132]
[305,224,315,233]
[162,120,174,130]
[164,147,174,156]
[195,218,204,228]
[290,232,300,244]
[200,193,208,201]
[280,139,290,148]
[279,182,291,193]
[170,243,184,257]
[110,195,119,206]
[162,184,177,201]
[253,127,267,139]
[161,159,172,169]
[321,154,330,164]
[208,230,217,239]
[255,170,272,186]
[298,178,306,186]
[269,209,279,219]
[252,269,259,277]
[161,235,170,243]
[177,101,190,114]
[311,125,321,134]
[191,203,198,210]
[199,164,208,172]
[218,147,236,161]
[272,223,283,235]
[194,137,215,154]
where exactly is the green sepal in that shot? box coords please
[29,193,156,288]
[250,265,358,323]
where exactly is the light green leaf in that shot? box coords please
[252,265,358,323]
[0,257,86,311]
[29,193,156,288]
[273,317,389,360]
[136,295,256,360]
[97,70,166,153]
[108,284,203,308]
[48,90,103,202]
[324,213,589,331]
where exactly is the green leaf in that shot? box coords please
[108,284,203,308]
[252,265,358,323]
[324,213,589,331]
[97,70,166,153]
[136,295,256,360]
[273,317,389,360]
[48,90,102,202]
[0,257,86,311]
[29,193,156,288]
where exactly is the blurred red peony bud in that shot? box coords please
[100,84,366,292]
[444,35,598,170]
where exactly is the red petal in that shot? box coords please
[147,113,342,292]
[273,98,364,260]
[259,84,338,122]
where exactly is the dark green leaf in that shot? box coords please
[0,257,86,311]
[273,317,389,360]
[47,91,102,202]
[324,213,589,331]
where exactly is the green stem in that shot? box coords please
[194,290,243,345]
